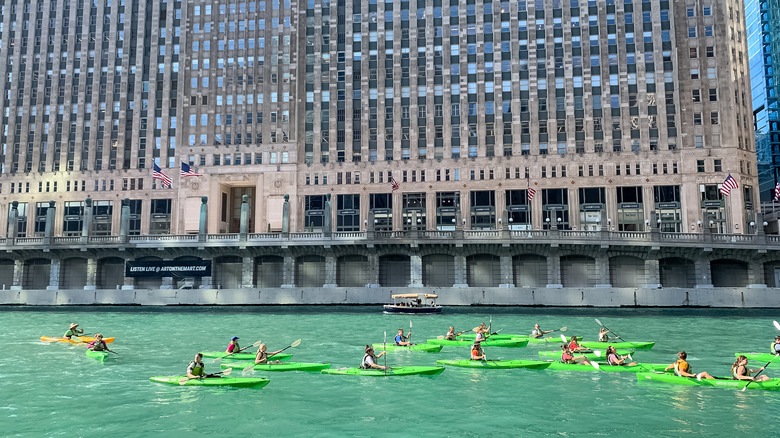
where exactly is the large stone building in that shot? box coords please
[0,0,773,304]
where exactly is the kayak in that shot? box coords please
[41,336,115,344]
[85,349,112,362]
[149,375,270,388]
[545,362,669,373]
[435,359,552,370]
[578,341,655,350]
[426,339,529,348]
[321,366,445,376]
[372,343,443,352]
[528,336,580,344]
[735,353,780,365]
[637,372,780,390]
[457,334,529,341]
[537,349,634,360]
[221,361,331,372]
[200,352,293,361]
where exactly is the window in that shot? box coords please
[697,160,705,173]
[709,88,718,101]
[692,90,700,102]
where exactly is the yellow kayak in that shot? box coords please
[40,336,115,344]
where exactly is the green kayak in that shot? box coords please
[149,375,270,388]
[545,362,669,373]
[372,343,443,352]
[435,359,551,369]
[578,341,655,350]
[527,336,578,344]
[221,361,331,372]
[735,353,780,365]
[85,349,112,362]
[457,334,529,341]
[537,349,634,360]
[321,366,445,376]
[201,352,293,361]
[637,372,780,390]
[426,339,528,348]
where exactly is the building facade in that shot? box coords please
[0,1,760,241]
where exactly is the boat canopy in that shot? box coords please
[391,293,438,299]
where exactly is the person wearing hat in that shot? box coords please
[64,323,84,339]
[225,337,240,354]
[771,336,780,355]
[470,341,486,361]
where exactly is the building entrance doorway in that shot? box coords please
[227,187,255,233]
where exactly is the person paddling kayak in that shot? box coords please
[187,353,217,379]
[598,328,611,342]
[360,345,388,370]
[395,328,412,346]
[470,341,486,361]
[606,346,637,366]
[732,355,771,381]
[664,351,714,379]
[87,334,112,353]
[567,336,590,353]
[561,344,590,365]
[225,336,240,354]
[255,344,284,364]
[445,326,469,340]
[531,324,553,339]
[64,323,84,339]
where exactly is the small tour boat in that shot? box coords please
[383,293,442,314]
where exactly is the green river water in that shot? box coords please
[3,305,779,437]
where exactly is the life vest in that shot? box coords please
[91,340,105,351]
[598,332,608,342]
[771,342,780,354]
[673,360,691,376]
[531,329,542,338]
[360,354,375,369]
[256,351,268,364]
[189,361,204,376]
[732,365,750,379]
[561,351,574,364]
[471,348,482,359]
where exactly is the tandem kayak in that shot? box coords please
[537,349,634,360]
[221,361,331,372]
[637,372,780,390]
[200,352,293,361]
[426,339,529,348]
[735,353,780,366]
[321,366,445,376]
[150,375,270,388]
[578,341,655,350]
[85,350,112,362]
[372,343,443,352]
[436,359,552,370]
[41,336,115,344]
[545,362,668,373]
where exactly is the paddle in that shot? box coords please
[595,318,626,342]
[241,339,302,376]
[383,331,388,376]
[178,368,232,385]
[774,320,780,331]
[212,340,263,364]
[437,329,471,340]
[409,320,413,344]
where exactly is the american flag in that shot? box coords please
[774,182,780,202]
[527,187,536,201]
[390,176,399,191]
[153,163,172,187]
[181,162,203,177]
[719,174,739,196]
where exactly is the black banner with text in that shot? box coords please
[125,260,212,277]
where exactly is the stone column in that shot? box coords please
[239,194,249,241]
[242,256,255,288]
[499,251,515,288]
[7,201,18,244]
[84,258,97,290]
[119,199,130,244]
[281,255,296,288]
[122,274,135,290]
[453,254,468,287]
[199,196,208,243]
[323,194,332,237]
[199,258,214,289]
[47,258,61,290]
[82,198,93,244]
[595,253,612,287]
[323,253,338,287]
[366,252,380,287]
[643,258,662,288]
[160,258,174,289]
[10,259,23,290]
[694,256,713,288]
[282,194,290,235]
[546,252,562,288]
[44,201,55,246]
[747,260,767,288]
[409,253,423,287]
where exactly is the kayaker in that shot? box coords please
[772,336,780,355]
[664,351,714,379]
[444,326,468,340]
[567,336,590,353]
[87,334,112,353]
[255,343,284,365]
[395,328,412,346]
[531,324,553,339]
[606,346,637,366]
[471,341,486,361]
[360,345,387,370]
[561,344,590,365]
[731,355,771,381]
[474,326,486,343]
[598,328,610,342]
[225,336,240,354]
[64,323,84,339]
[186,353,210,379]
